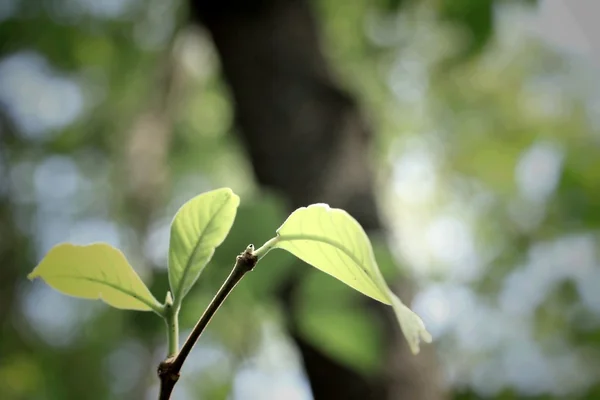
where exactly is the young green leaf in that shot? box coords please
[268,203,432,354]
[390,294,432,354]
[274,204,390,303]
[27,243,162,313]
[168,187,240,306]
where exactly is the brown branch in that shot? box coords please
[157,245,258,399]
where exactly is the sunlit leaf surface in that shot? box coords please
[273,204,431,353]
[28,243,161,312]
[168,187,240,305]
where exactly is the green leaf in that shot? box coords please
[275,204,391,302]
[27,243,162,313]
[168,187,240,305]
[271,203,432,354]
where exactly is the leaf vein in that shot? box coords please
[48,275,159,312]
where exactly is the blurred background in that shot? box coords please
[1,0,600,399]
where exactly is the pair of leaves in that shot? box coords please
[28,188,240,314]
[28,189,431,354]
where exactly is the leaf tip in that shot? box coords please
[27,270,38,281]
[390,294,432,355]
[220,186,240,201]
[422,330,433,344]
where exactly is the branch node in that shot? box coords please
[156,244,258,399]
[237,244,258,273]
[157,357,179,400]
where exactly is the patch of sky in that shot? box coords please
[515,141,563,204]
[0,0,18,22]
[391,143,438,205]
[144,217,171,270]
[34,155,80,210]
[500,233,597,317]
[132,0,176,51]
[35,215,121,259]
[20,282,100,348]
[412,283,476,340]
[231,321,313,400]
[0,52,85,140]
[425,215,480,282]
[54,0,140,20]
[388,56,429,106]
[105,339,150,396]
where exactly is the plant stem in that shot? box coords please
[252,236,279,260]
[157,245,258,400]
[164,305,179,358]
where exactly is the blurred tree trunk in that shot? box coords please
[190,0,446,399]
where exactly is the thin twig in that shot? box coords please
[157,245,258,399]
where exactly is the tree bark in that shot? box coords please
[190,0,446,398]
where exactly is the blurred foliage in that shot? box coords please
[1,0,600,399]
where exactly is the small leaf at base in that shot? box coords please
[28,243,161,312]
